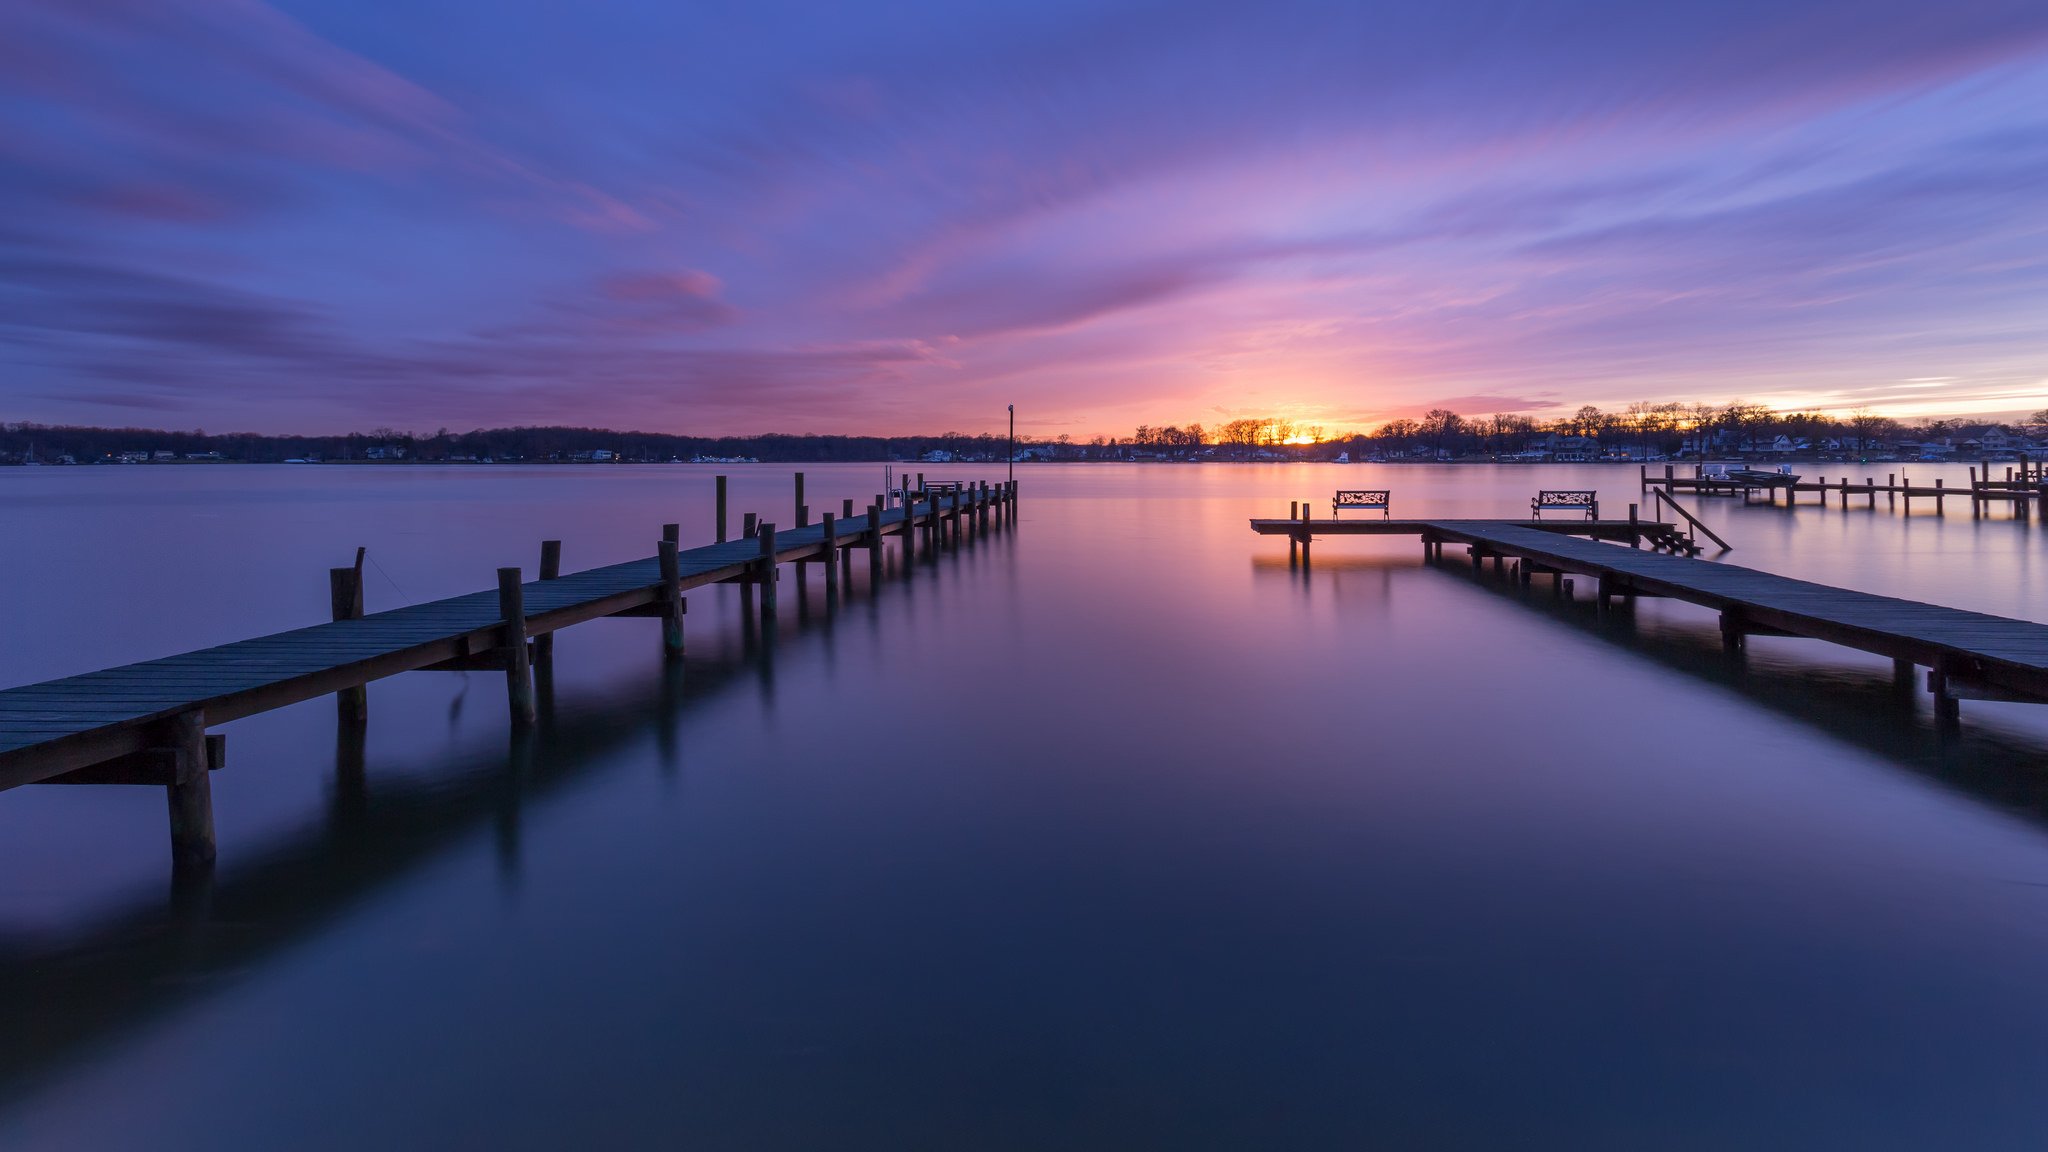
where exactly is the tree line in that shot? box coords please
[0,424,1023,465]
[1103,404,2048,460]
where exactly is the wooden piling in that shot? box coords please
[758,523,778,615]
[657,539,685,656]
[1628,503,1639,548]
[535,540,562,663]
[868,503,885,580]
[164,709,215,871]
[743,512,758,539]
[716,475,728,543]
[822,512,840,600]
[795,473,805,525]
[329,558,367,725]
[497,568,536,727]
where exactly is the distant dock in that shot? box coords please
[0,475,1017,873]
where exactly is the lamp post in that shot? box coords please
[1008,404,1014,482]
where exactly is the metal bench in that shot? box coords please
[1532,489,1598,520]
[1333,489,1390,519]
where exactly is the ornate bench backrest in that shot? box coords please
[1334,490,1390,507]
[1535,490,1596,507]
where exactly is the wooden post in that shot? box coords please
[822,512,839,600]
[1930,666,1960,728]
[498,568,535,727]
[657,539,685,656]
[164,709,215,871]
[743,511,758,539]
[328,564,367,725]
[903,495,917,563]
[795,473,805,526]
[1936,478,1945,514]
[716,475,728,543]
[1720,611,1744,653]
[535,540,562,663]
[663,522,679,545]
[758,523,778,615]
[1298,502,1311,568]
[843,498,855,520]
[1289,501,1300,565]
[868,503,885,580]
[1888,473,1896,509]
[1628,503,1639,548]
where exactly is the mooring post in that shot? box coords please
[1629,503,1640,548]
[758,523,778,616]
[1289,501,1300,565]
[795,473,806,526]
[1930,665,1960,729]
[328,562,367,726]
[163,709,215,871]
[1936,478,1945,514]
[657,539,685,656]
[663,522,679,546]
[497,568,535,727]
[535,539,562,664]
[1719,611,1744,653]
[716,475,728,543]
[843,498,855,521]
[743,512,758,539]
[1299,502,1312,568]
[822,512,840,601]
[868,502,886,580]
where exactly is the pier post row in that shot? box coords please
[0,476,1009,872]
[1252,505,2048,734]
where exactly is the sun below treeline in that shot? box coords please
[1118,403,2048,460]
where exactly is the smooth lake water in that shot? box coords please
[4,462,2048,1149]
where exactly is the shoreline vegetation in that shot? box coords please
[5,404,2046,466]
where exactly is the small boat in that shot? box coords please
[1725,465,1800,486]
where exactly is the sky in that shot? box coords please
[3,0,2047,438]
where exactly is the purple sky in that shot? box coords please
[3,0,2047,437]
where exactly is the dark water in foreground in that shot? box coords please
[4,463,2048,1149]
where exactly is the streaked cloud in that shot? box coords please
[3,0,2046,433]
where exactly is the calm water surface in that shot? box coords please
[3,463,2048,1149]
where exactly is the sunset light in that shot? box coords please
[5,3,2048,1145]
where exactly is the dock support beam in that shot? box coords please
[534,539,562,664]
[329,560,366,726]
[498,567,536,727]
[821,512,840,603]
[758,523,778,617]
[657,539,686,656]
[164,709,215,872]
[869,499,886,581]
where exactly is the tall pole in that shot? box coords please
[1008,404,1015,483]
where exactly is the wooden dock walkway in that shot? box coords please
[1250,515,2048,724]
[0,477,1017,869]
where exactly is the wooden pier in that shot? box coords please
[1251,515,2048,726]
[0,476,1017,871]
[1639,461,2047,520]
